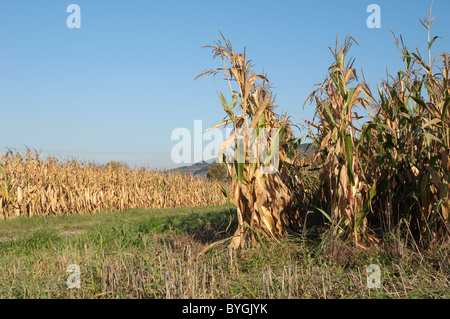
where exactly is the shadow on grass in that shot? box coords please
[0,206,239,254]
[136,206,238,244]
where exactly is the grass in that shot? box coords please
[0,205,448,299]
[0,205,230,242]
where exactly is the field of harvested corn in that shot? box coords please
[0,205,448,299]
[0,150,226,219]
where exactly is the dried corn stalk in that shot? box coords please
[196,33,302,249]
[305,37,375,245]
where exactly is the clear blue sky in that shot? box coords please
[1,0,449,169]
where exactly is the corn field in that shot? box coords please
[200,6,449,249]
[0,150,226,219]
[1,6,448,250]
[304,11,449,247]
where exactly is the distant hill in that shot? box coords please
[169,161,213,178]
[169,143,316,177]
[299,143,316,158]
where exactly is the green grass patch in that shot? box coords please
[0,204,448,299]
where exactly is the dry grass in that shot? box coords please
[1,215,448,299]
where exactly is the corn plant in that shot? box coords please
[304,37,375,246]
[364,7,449,246]
[196,33,304,249]
[302,5,449,247]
